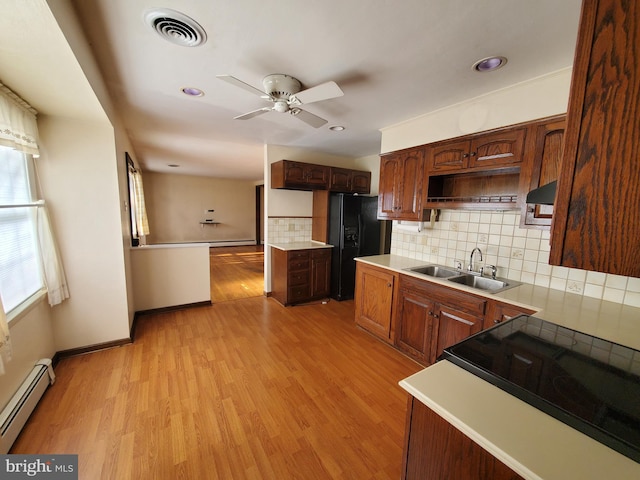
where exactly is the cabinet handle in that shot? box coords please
[387,282,392,287]
[462,153,469,158]
[470,152,477,156]
[494,319,501,324]
[433,313,439,319]
[428,311,434,316]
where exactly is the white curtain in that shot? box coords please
[36,202,69,306]
[131,170,150,237]
[0,296,11,376]
[0,82,39,157]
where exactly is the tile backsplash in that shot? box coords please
[390,210,640,308]
[268,217,312,244]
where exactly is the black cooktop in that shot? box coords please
[442,315,640,463]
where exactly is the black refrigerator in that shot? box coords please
[328,194,387,301]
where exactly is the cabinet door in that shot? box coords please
[522,118,565,228]
[396,288,435,365]
[550,0,640,277]
[431,305,483,363]
[350,171,371,194]
[304,164,329,188]
[329,167,351,191]
[396,148,425,218]
[354,263,396,343]
[282,161,307,184]
[310,249,331,298]
[403,397,525,480]
[469,128,525,169]
[428,139,470,172]
[378,155,403,218]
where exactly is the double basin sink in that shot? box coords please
[404,264,520,293]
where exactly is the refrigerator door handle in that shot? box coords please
[356,214,363,257]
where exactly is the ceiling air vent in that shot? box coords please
[144,8,207,47]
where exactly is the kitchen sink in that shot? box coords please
[447,274,520,293]
[404,265,460,278]
[405,264,521,293]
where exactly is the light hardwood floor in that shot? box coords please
[210,246,265,303]
[11,251,422,479]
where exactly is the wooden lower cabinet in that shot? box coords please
[354,262,397,343]
[271,247,331,306]
[402,396,524,480]
[395,275,485,365]
[484,301,536,330]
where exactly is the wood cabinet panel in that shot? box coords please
[402,396,524,480]
[469,129,525,169]
[520,116,566,228]
[329,167,371,194]
[550,0,640,277]
[484,301,536,330]
[431,305,483,363]
[354,263,397,343]
[271,247,331,306]
[271,160,329,190]
[377,147,426,220]
[395,283,435,364]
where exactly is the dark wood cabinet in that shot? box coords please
[428,128,526,173]
[271,160,329,190]
[550,0,640,277]
[519,115,566,228]
[378,147,427,220]
[354,262,397,343]
[395,275,485,365]
[271,247,331,306]
[484,301,536,330]
[402,396,524,480]
[423,127,526,211]
[328,167,371,194]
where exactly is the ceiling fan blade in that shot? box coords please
[290,108,328,128]
[234,107,272,120]
[291,81,343,105]
[217,75,270,99]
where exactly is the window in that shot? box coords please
[0,145,43,312]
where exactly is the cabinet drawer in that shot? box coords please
[400,274,486,317]
[288,271,309,286]
[288,259,310,271]
[288,250,310,261]
[311,248,331,260]
[289,285,311,302]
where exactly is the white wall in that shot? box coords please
[144,172,256,244]
[37,116,130,351]
[130,245,210,311]
[380,68,572,153]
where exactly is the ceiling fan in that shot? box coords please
[217,74,344,128]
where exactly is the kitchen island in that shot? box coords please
[354,254,640,479]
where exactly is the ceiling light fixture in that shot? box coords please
[329,125,345,131]
[472,56,508,72]
[167,164,180,168]
[182,87,204,97]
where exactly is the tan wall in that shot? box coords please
[144,172,256,244]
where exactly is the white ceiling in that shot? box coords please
[2,0,583,181]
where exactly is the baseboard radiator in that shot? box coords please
[0,359,55,454]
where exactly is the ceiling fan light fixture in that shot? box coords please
[144,8,207,47]
[472,56,508,72]
[181,87,204,97]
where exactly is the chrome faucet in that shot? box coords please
[468,247,483,273]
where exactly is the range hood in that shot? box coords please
[526,180,557,205]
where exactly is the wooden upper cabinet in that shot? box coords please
[378,147,426,220]
[271,160,329,190]
[520,116,566,228]
[427,128,525,172]
[550,0,640,277]
[469,128,525,169]
[328,167,371,194]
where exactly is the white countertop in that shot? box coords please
[355,254,640,478]
[268,241,333,251]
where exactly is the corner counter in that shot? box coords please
[354,254,640,479]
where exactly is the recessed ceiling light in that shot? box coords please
[472,56,508,72]
[182,87,204,97]
[167,164,180,168]
[329,125,345,131]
